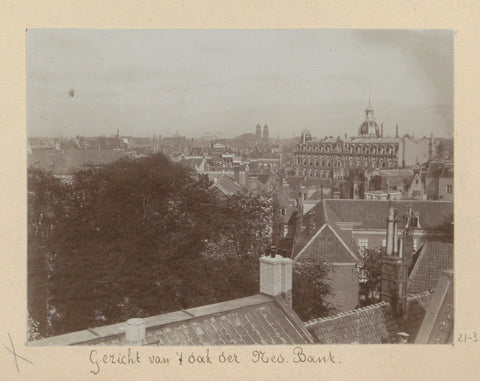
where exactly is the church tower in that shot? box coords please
[255,124,262,139]
[263,124,269,140]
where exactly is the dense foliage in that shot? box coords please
[292,262,335,321]
[358,248,383,307]
[28,153,330,338]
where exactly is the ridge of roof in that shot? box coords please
[30,294,275,346]
[304,301,390,327]
[305,291,433,328]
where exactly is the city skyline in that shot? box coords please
[27,29,453,139]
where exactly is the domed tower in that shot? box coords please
[358,103,380,138]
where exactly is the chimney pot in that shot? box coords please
[396,332,409,344]
[125,318,146,344]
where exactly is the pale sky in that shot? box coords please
[27,29,453,139]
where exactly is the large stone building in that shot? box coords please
[292,104,435,180]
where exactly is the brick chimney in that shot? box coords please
[381,203,408,319]
[260,248,293,307]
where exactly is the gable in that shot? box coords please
[295,224,358,263]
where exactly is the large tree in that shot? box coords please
[28,154,276,337]
[28,153,332,337]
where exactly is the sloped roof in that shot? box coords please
[292,200,359,260]
[29,295,314,346]
[415,270,454,344]
[323,200,453,230]
[305,292,432,344]
[426,161,449,178]
[408,241,454,294]
[294,224,359,263]
[213,174,246,196]
[439,165,454,179]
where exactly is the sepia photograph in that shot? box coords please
[26,29,453,346]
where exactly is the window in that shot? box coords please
[358,238,368,253]
[446,184,453,193]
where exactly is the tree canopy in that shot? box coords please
[28,153,331,338]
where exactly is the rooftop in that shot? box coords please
[213,173,246,196]
[319,199,453,231]
[29,294,314,346]
[305,292,432,344]
[409,241,454,294]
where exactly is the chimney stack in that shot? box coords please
[386,204,395,256]
[381,204,408,320]
[395,124,399,139]
[260,252,293,307]
[393,210,399,255]
[234,166,240,183]
[125,318,146,345]
[381,123,384,138]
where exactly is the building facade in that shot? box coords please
[291,105,434,180]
